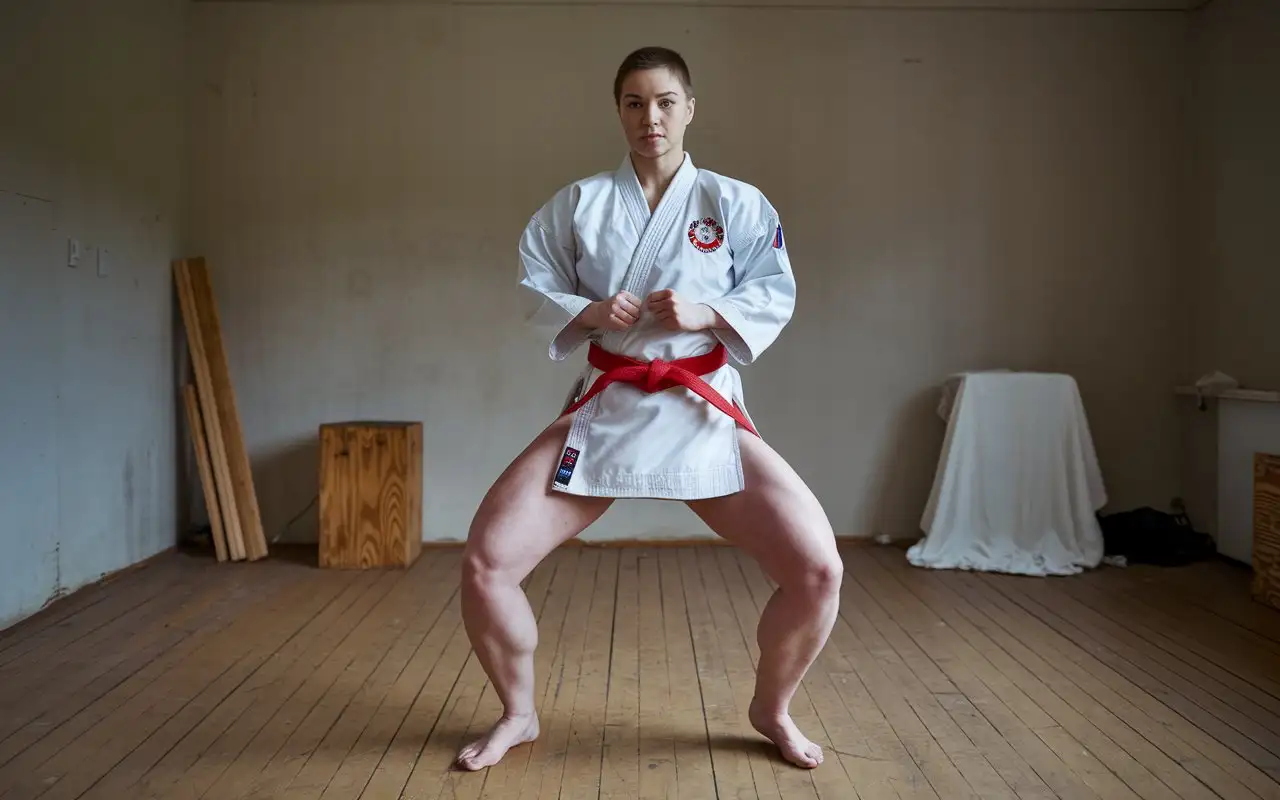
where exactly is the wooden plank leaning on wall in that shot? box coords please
[174,257,268,562]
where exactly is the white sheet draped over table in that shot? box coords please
[907,371,1107,576]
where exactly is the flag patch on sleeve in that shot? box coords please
[773,224,785,249]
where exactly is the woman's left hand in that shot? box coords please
[646,289,718,332]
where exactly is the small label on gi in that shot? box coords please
[554,447,580,487]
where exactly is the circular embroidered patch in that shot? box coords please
[688,217,725,253]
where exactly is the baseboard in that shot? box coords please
[561,537,730,548]
[417,535,871,550]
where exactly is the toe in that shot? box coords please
[785,746,816,768]
[456,744,494,771]
[800,744,823,768]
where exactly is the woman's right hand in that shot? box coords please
[580,291,641,331]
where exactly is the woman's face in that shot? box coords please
[617,67,695,160]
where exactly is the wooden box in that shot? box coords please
[1253,453,1280,609]
[319,421,423,569]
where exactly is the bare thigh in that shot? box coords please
[686,433,840,584]
[464,416,614,580]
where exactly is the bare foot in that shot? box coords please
[455,713,539,771]
[749,698,823,769]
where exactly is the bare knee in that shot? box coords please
[788,555,843,602]
[461,527,517,595]
[462,550,489,585]
[461,485,529,593]
[460,524,524,586]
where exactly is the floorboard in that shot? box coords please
[2,544,1279,799]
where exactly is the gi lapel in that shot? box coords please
[606,154,699,348]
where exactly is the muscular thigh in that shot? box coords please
[686,433,838,584]
[465,415,613,581]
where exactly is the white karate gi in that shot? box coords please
[518,153,795,500]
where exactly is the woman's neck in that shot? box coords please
[631,149,685,212]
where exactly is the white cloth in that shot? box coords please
[518,153,795,499]
[936,369,1010,420]
[907,371,1107,576]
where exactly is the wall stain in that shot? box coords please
[124,452,136,542]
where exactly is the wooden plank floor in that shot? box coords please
[2,543,1280,799]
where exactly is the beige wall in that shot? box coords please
[0,0,188,627]
[1190,0,1280,387]
[1178,0,1280,536]
[187,3,1192,543]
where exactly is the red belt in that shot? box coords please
[562,342,759,437]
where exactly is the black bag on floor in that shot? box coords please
[1097,506,1216,566]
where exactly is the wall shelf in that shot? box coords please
[1175,386,1280,404]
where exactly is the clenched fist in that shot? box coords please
[581,291,641,331]
[646,289,717,332]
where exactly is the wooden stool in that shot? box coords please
[318,421,423,569]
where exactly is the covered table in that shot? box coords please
[906,371,1107,576]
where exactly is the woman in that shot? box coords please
[457,46,842,772]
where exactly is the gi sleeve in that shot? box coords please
[703,199,796,365]
[516,188,594,361]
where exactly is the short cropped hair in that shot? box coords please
[613,47,694,104]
